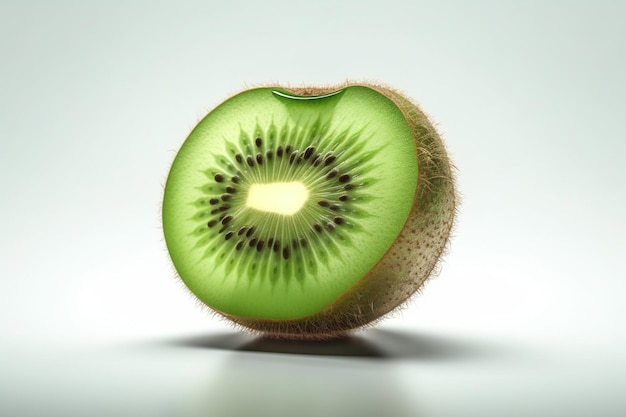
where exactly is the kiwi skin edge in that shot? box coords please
[207,81,458,340]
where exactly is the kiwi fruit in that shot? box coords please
[162,82,456,340]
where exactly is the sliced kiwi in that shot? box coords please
[162,82,456,339]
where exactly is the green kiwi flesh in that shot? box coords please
[162,83,456,339]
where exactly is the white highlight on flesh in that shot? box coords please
[246,182,309,215]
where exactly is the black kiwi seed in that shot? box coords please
[266,150,273,160]
[339,195,349,202]
[312,155,322,166]
[338,174,350,183]
[235,154,243,164]
[236,241,244,251]
[313,223,323,233]
[256,240,265,251]
[324,155,336,166]
[246,227,255,238]
[226,186,236,193]
[344,184,354,190]
[218,204,230,212]
[255,137,263,147]
[285,145,293,154]
[327,169,338,179]
[215,174,224,183]
[325,222,335,232]
[300,238,307,248]
[329,204,340,211]
[246,156,254,167]
[249,238,258,247]
[318,200,329,207]
[224,231,234,240]
[221,215,233,225]
[273,240,280,252]
[334,216,345,225]
[207,220,217,228]
[221,194,231,202]
[210,208,222,215]
[277,146,283,157]
[283,246,290,260]
[268,237,274,246]
[256,153,263,164]
[304,146,315,159]
[218,224,228,233]
[231,175,240,184]
[209,198,219,205]
[289,151,298,165]
[238,226,247,236]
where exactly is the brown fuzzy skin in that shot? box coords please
[220,82,457,340]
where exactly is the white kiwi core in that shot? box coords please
[246,182,309,215]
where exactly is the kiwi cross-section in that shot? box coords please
[162,83,456,339]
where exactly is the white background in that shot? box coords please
[1,1,625,416]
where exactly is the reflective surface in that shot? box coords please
[2,328,623,416]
